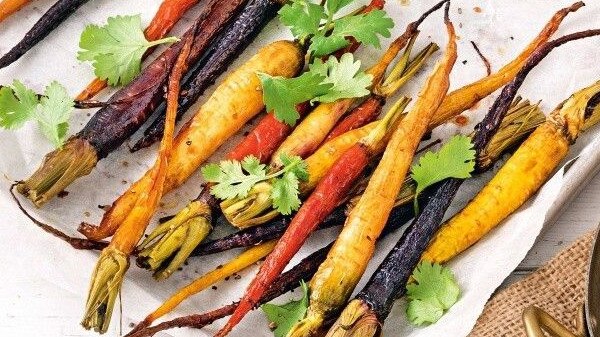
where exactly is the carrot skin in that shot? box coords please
[132,0,282,151]
[0,0,32,23]
[0,0,90,69]
[145,0,200,42]
[228,102,311,162]
[325,96,385,142]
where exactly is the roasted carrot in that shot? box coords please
[132,0,284,151]
[76,0,201,101]
[220,2,582,229]
[285,6,457,336]
[222,6,447,228]
[82,35,192,333]
[132,0,385,151]
[133,0,389,278]
[326,30,600,337]
[77,40,303,244]
[0,0,90,69]
[215,94,411,336]
[129,188,422,337]
[127,243,335,337]
[0,0,32,23]
[430,1,585,129]
[16,0,256,207]
[422,80,600,266]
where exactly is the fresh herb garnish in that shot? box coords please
[202,153,309,215]
[0,80,74,148]
[279,0,394,57]
[78,15,180,86]
[260,53,373,125]
[261,281,309,337]
[410,135,476,211]
[406,261,460,326]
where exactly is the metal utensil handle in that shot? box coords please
[523,305,585,337]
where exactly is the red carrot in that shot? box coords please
[215,97,408,337]
[325,96,385,142]
[227,102,310,162]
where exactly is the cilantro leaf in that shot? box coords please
[78,14,179,86]
[278,1,325,40]
[406,261,460,326]
[271,153,308,214]
[315,53,373,103]
[406,298,444,326]
[261,281,309,337]
[325,0,355,17]
[202,153,308,215]
[308,34,349,58]
[410,135,476,210]
[258,71,331,125]
[0,80,74,148]
[330,10,394,49]
[0,80,38,129]
[272,171,301,215]
[33,81,74,147]
[279,153,309,181]
[202,156,268,200]
[260,53,371,126]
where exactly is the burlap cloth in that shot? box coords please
[469,230,596,336]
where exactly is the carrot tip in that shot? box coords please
[136,200,213,279]
[81,247,129,333]
[17,137,97,207]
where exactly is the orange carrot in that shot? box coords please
[0,0,32,23]
[81,36,192,333]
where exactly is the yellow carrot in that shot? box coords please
[130,241,277,335]
[77,40,303,241]
[287,6,457,336]
[422,80,600,264]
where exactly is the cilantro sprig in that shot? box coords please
[410,135,476,212]
[260,53,373,125]
[78,15,180,86]
[279,0,394,57]
[202,153,309,215]
[261,281,309,337]
[406,261,460,326]
[0,80,74,148]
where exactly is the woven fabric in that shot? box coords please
[469,231,596,337]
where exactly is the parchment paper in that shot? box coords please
[1,0,599,336]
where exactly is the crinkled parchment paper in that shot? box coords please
[1,0,599,336]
